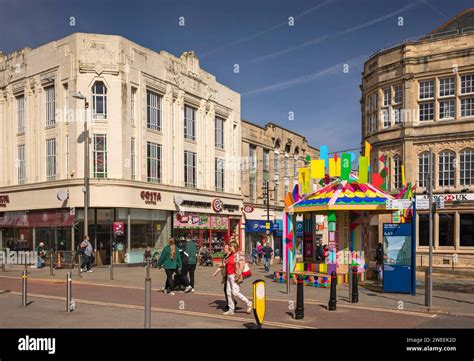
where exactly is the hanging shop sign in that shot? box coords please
[140,191,161,205]
[242,205,254,213]
[113,222,124,236]
[0,195,10,208]
[212,198,224,212]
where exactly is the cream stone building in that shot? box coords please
[361,10,474,267]
[241,120,320,256]
[0,33,242,264]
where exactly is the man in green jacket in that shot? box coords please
[157,238,183,295]
[183,238,198,293]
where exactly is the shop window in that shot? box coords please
[460,214,474,247]
[418,214,429,246]
[438,213,454,247]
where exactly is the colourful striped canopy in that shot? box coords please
[289,175,395,213]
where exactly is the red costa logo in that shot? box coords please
[212,198,223,212]
[243,205,254,213]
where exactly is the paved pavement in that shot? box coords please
[0,262,473,328]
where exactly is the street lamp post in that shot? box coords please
[72,92,89,237]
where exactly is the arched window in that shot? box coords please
[92,81,107,118]
[418,152,430,188]
[293,147,300,180]
[438,150,455,187]
[393,155,402,190]
[460,149,474,186]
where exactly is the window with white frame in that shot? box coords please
[263,149,270,182]
[215,158,225,192]
[439,99,455,119]
[274,151,280,182]
[394,84,403,104]
[45,86,55,127]
[366,93,378,133]
[184,105,196,140]
[17,95,25,133]
[18,144,25,184]
[46,138,56,181]
[419,80,434,99]
[393,106,403,124]
[184,151,196,188]
[393,155,402,190]
[461,98,474,117]
[274,182,279,206]
[215,116,224,149]
[147,142,161,183]
[383,88,391,106]
[419,102,434,121]
[249,145,257,185]
[131,87,137,125]
[93,135,107,178]
[438,151,455,187]
[146,90,161,131]
[461,74,474,94]
[439,77,455,97]
[131,138,136,180]
[460,149,474,186]
[382,108,390,128]
[418,152,430,188]
[92,81,107,119]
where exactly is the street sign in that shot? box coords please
[416,199,430,210]
[265,222,271,230]
[386,199,412,210]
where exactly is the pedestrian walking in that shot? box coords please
[183,238,198,293]
[36,242,46,268]
[262,241,273,273]
[157,238,185,295]
[257,241,263,265]
[80,236,94,272]
[375,242,384,281]
[213,243,237,312]
[222,241,252,315]
[143,246,152,267]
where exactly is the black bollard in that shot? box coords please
[295,275,304,319]
[351,266,359,303]
[328,271,337,311]
[144,259,151,328]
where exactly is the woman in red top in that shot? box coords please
[223,241,252,315]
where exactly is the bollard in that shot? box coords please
[2,249,5,272]
[77,255,82,279]
[295,275,304,319]
[24,261,28,275]
[144,259,151,328]
[351,266,359,303]
[49,253,54,276]
[328,271,337,311]
[66,272,73,313]
[22,270,27,307]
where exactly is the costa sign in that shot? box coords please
[140,191,161,205]
[0,195,10,208]
[243,205,254,213]
[212,198,223,212]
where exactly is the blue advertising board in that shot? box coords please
[245,220,278,233]
[382,223,416,294]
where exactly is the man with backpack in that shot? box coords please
[80,235,94,273]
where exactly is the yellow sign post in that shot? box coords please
[253,279,266,328]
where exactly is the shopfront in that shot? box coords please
[244,220,279,253]
[416,193,474,267]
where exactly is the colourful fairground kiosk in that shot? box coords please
[274,144,417,295]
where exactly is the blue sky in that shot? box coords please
[1,0,473,152]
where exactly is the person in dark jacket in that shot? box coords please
[183,238,198,292]
[262,241,273,273]
[157,238,182,295]
[375,243,384,281]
